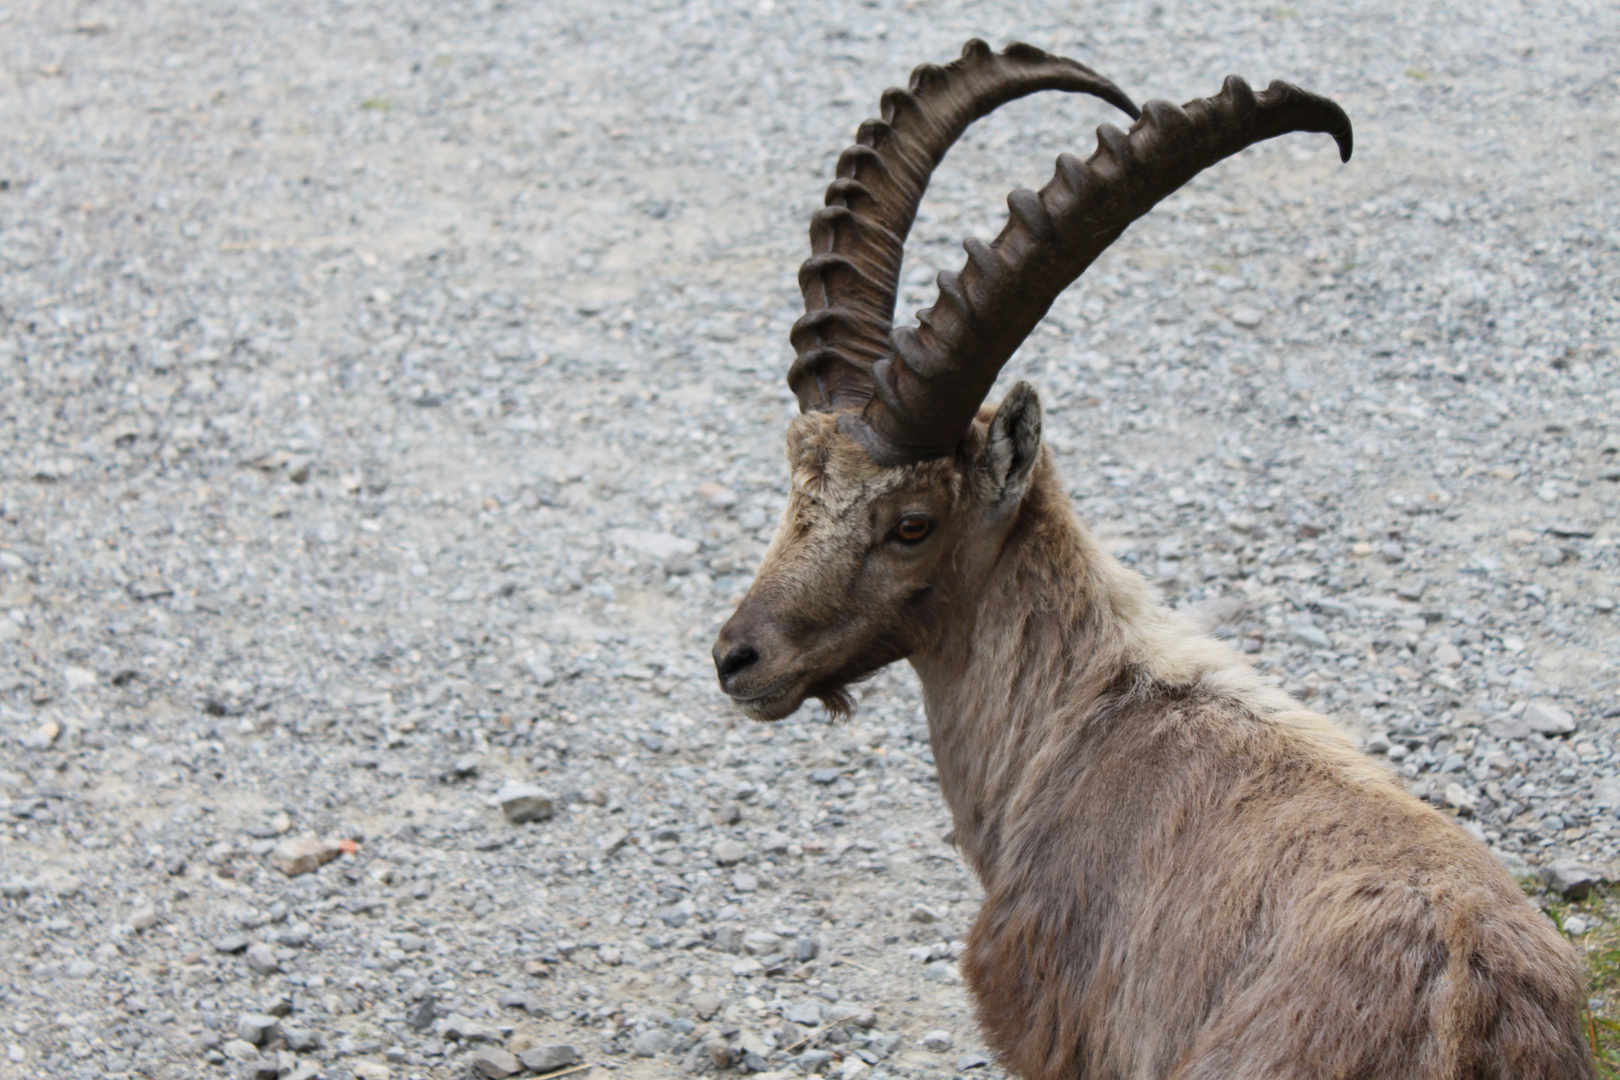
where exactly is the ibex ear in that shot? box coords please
[977,381,1042,513]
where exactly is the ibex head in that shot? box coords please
[714,40,1351,720]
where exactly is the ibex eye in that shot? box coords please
[894,516,933,544]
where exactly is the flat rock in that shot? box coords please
[785,1000,821,1026]
[631,1028,675,1056]
[1542,859,1600,900]
[824,1003,877,1029]
[1442,783,1477,815]
[1286,622,1331,649]
[1523,701,1576,735]
[469,1048,522,1077]
[438,1014,497,1042]
[1485,714,1530,740]
[497,782,555,824]
[607,527,699,562]
[269,835,345,876]
[236,1013,280,1046]
[517,1044,581,1072]
[244,943,281,975]
[696,482,737,508]
[19,720,60,750]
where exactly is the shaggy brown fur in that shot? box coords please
[715,402,1593,1079]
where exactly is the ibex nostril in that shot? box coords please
[715,645,760,686]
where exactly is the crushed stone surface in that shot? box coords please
[1,0,1617,1078]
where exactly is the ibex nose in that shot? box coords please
[714,643,760,689]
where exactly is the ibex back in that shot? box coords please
[713,40,1592,1079]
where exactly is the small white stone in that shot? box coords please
[63,665,97,689]
[713,839,747,865]
[20,721,60,750]
[1443,783,1477,815]
[497,783,555,824]
[1523,701,1576,736]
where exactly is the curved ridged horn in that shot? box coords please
[787,39,1140,416]
[849,76,1352,465]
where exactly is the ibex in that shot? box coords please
[712,40,1592,1079]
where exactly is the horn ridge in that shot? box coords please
[857,76,1353,464]
[788,40,1142,415]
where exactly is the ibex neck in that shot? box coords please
[908,460,1179,877]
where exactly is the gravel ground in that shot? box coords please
[1,1,1617,1078]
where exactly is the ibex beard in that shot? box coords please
[714,39,1592,1080]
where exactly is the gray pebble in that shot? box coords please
[786,1000,822,1026]
[244,943,280,975]
[438,1014,497,1043]
[631,1028,675,1056]
[498,783,555,824]
[236,1014,279,1046]
[239,1058,281,1080]
[1542,860,1600,901]
[687,994,722,1021]
[517,1044,582,1072]
[19,721,60,750]
[222,1038,260,1061]
[1287,623,1331,650]
[469,1047,522,1077]
[1524,701,1576,735]
[798,1049,834,1070]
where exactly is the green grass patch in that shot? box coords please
[1540,885,1620,1072]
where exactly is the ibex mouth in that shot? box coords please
[729,680,805,722]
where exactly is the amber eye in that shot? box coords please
[894,516,933,545]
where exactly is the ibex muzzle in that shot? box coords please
[713,39,1591,1079]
